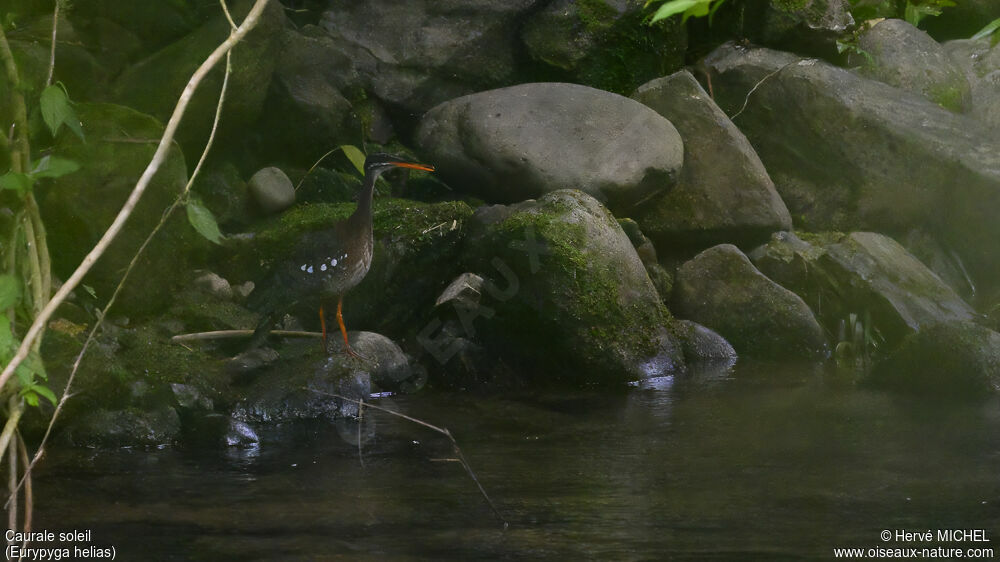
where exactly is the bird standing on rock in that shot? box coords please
[247,153,435,358]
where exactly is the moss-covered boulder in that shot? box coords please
[416,82,683,213]
[520,0,686,95]
[112,0,284,155]
[672,244,828,360]
[868,321,1000,400]
[854,19,971,112]
[631,70,791,251]
[741,0,854,57]
[749,231,976,349]
[451,189,684,386]
[38,102,200,315]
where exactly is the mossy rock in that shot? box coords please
[457,189,683,386]
[38,102,204,316]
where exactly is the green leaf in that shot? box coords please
[21,390,37,408]
[340,145,366,176]
[25,384,57,406]
[971,17,1000,41]
[0,275,21,310]
[0,172,34,195]
[650,0,704,23]
[30,155,80,179]
[186,197,224,245]
[82,284,97,299]
[39,83,84,141]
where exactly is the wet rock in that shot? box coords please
[853,19,971,112]
[617,218,658,265]
[672,244,828,360]
[318,0,542,115]
[65,406,181,448]
[450,189,684,385]
[38,103,195,315]
[750,231,976,348]
[331,332,419,393]
[231,338,374,423]
[631,70,791,250]
[225,418,260,447]
[112,0,284,154]
[417,82,683,212]
[520,0,686,93]
[248,167,296,215]
[703,44,1000,294]
[868,321,1000,400]
[673,319,737,367]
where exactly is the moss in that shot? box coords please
[771,0,810,12]
[927,82,967,112]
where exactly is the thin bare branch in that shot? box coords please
[46,1,60,86]
[314,391,508,528]
[171,329,321,343]
[0,0,272,394]
[7,435,16,537]
[16,433,30,534]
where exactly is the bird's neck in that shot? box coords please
[352,170,378,223]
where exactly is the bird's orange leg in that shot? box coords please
[337,296,369,361]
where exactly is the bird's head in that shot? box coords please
[364,153,435,178]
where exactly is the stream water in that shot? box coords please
[30,362,1000,560]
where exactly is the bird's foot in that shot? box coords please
[343,343,374,364]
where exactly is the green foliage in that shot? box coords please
[645,0,726,24]
[903,0,954,27]
[340,144,366,176]
[0,275,22,311]
[0,316,54,406]
[0,155,79,198]
[185,196,224,245]
[971,17,1000,44]
[846,0,954,27]
[39,83,84,141]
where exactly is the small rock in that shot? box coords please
[226,347,280,376]
[673,319,737,367]
[225,418,260,447]
[435,273,485,308]
[248,167,296,214]
[192,271,234,301]
[170,383,213,410]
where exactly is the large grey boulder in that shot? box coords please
[417,82,684,213]
[750,231,976,348]
[319,1,543,115]
[448,190,684,386]
[868,321,1000,400]
[672,244,828,361]
[854,19,971,112]
[631,70,791,250]
[703,43,1000,294]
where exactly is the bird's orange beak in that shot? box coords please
[390,161,435,172]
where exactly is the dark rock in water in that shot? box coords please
[331,332,422,393]
[38,103,196,315]
[416,82,683,213]
[112,0,284,154]
[750,231,976,348]
[448,189,684,386]
[673,319,737,367]
[258,27,362,166]
[520,0,686,93]
[868,321,1000,400]
[631,70,791,250]
[703,43,1000,294]
[231,337,374,423]
[64,406,181,448]
[318,1,541,115]
[225,418,260,447]
[170,383,214,411]
[672,244,828,361]
[248,167,296,215]
[853,19,971,112]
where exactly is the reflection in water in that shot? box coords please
[30,361,1000,560]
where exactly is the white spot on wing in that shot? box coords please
[300,264,307,271]
[320,264,327,271]
[307,266,314,273]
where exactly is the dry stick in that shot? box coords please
[45,0,59,87]
[7,436,15,538]
[315,391,508,529]
[357,397,365,469]
[171,329,321,343]
[728,63,794,121]
[0,399,24,473]
[15,434,30,534]
[0,0,271,409]
[3,0,269,505]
